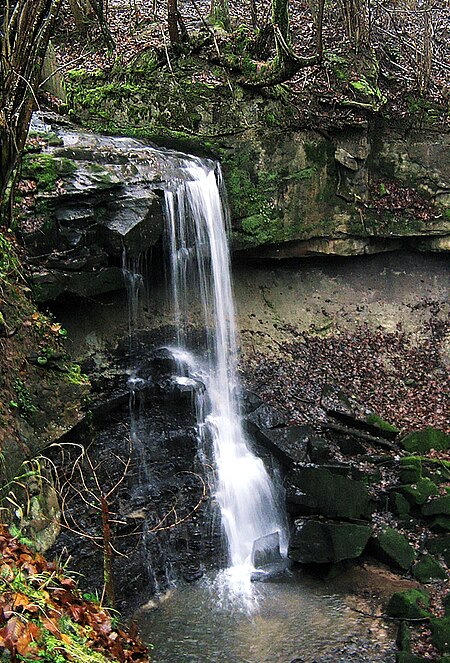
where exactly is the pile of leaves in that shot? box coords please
[0,525,150,662]
[242,313,449,434]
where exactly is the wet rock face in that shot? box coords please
[18,113,216,302]
[47,343,225,614]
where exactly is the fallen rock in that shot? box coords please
[386,589,431,619]
[288,518,372,564]
[430,616,450,654]
[286,465,370,519]
[400,428,449,454]
[422,495,450,518]
[369,527,417,570]
[398,478,440,507]
[412,555,447,582]
[244,420,311,466]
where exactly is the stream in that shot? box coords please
[136,566,398,662]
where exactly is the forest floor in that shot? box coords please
[52,0,450,128]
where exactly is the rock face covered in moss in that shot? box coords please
[61,53,450,259]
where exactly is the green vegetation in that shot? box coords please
[0,525,148,661]
[430,616,450,654]
[400,428,450,454]
[372,527,417,570]
[0,231,21,281]
[412,555,447,582]
[10,378,37,415]
[386,589,431,619]
[21,154,77,192]
[365,414,399,433]
[65,363,89,386]
[399,478,440,507]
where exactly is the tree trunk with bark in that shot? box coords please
[0,0,61,220]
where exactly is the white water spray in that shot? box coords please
[162,157,286,579]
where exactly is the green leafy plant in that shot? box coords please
[12,378,37,415]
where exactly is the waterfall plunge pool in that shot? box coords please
[135,565,400,662]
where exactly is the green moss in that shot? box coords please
[399,478,440,507]
[396,654,428,663]
[21,154,77,191]
[386,589,431,619]
[431,616,450,654]
[412,555,447,582]
[399,465,422,484]
[372,527,417,570]
[366,414,400,433]
[401,428,450,454]
[391,492,411,517]
[286,167,317,182]
[397,620,411,652]
[64,363,89,386]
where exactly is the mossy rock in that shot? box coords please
[423,495,450,518]
[400,466,422,484]
[396,621,411,651]
[399,457,423,471]
[428,536,450,566]
[365,413,400,436]
[399,478,440,507]
[286,466,370,519]
[370,527,416,570]
[392,492,411,517]
[288,519,372,564]
[396,654,427,663]
[438,656,450,663]
[21,153,77,191]
[444,593,450,616]
[432,516,450,532]
[400,456,450,485]
[400,428,450,454]
[386,589,431,619]
[431,616,450,653]
[412,555,447,582]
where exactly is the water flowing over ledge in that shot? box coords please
[124,149,287,600]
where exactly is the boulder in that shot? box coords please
[288,518,372,564]
[369,527,416,570]
[423,495,450,518]
[245,403,287,429]
[399,457,422,484]
[426,535,450,566]
[244,419,311,466]
[431,617,450,654]
[398,478,440,507]
[432,517,450,532]
[412,555,447,582]
[307,436,332,463]
[396,621,411,651]
[386,589,431,619]
[400,428,449,454]
[286,465,370,519]
[391,492,411,517]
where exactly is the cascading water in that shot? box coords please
[161,156,286,583]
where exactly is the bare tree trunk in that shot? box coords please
[0,0,62,221]
[167,0,188,46]
[251,0,257,29]
[418,0,433,93]
[101,494,115,608]
[338,0,370,51]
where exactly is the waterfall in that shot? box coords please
[161,156,285,574]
